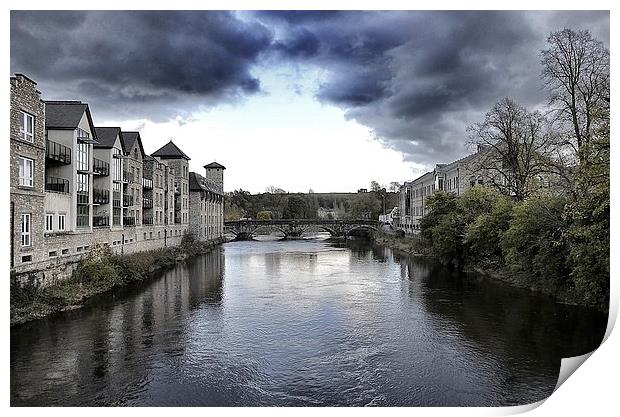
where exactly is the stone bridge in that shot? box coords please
[224,219,380,240]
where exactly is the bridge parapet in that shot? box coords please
[224,219,379,240]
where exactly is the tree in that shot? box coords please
[467,98,554,201]
[389,182,401,193]
[370,181,381,192]
[256,210,272,220]
[350,194,381,219]
[541,29,610,166]
[282,195,308,219]
[265,185,287,194]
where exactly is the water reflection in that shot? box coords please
[10,241,606,406]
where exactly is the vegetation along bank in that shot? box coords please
[10,234,222,327]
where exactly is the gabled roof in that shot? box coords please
[44,101,97,139]
[204,161,226,170]
[94,127,124,152]
[189,171,221,194]
[121,131,146,159]
[152,140,190,160]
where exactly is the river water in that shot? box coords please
[10,238,607,406]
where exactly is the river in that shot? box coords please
[10,238,607,406]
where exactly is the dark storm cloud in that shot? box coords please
[261,10,610,166]
[10,11,273,120]
[11,10,609,167]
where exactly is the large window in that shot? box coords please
[77,205,89,228]
[18,156,34,187]
[21,214,31,246]
[76,129,90,171]
[18,111,34,143]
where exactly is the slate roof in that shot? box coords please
[152,141,190,160]
[204,161,226,170]
[44,101,97,137]
[189,172,221,194]
[121,131,146,158]
[93,127,123,150]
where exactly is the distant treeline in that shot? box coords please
[224,190,398,221]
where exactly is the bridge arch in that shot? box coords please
[299,225,338,237]
[249,225,288,239]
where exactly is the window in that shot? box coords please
[22,255,32,263]
[61,248,69,255]
[58,213,66,231]
[19,111,34,142]
[77,205,89,228]
[49,251,57,257]
[21,214,31,246]
[76,136,89,171]
[45,213,53,232]
[18,157,34,187]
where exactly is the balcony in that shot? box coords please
[174,213,182,224]
[143,216,154,225]
[143,197,153,209]
[93,188,110,205]
[113,191,121,207]
[93,215,110,228]
[123,217,136,227]
[45,176,69,193]
[174,187,181,195]
[123,194,134,207]
[142,177,153,190]
[93,158,110,176]
[77,191,89,205]
[46,140,71,165]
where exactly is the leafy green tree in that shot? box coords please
[282,195,308,219]
[256,210,272,220]
[501,196,570,292]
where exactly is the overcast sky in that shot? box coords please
[10,10,609,193]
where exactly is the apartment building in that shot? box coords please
[189,162,225,241]
[397,147,490,234]
[9,74,225,286]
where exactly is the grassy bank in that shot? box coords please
[10,234,222,327]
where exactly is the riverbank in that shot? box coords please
[10,235,223,327]
[371,230,606,311]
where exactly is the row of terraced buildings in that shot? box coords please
[10,74,226,286]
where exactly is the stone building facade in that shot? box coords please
[10,74,46,268]
[396,147,491,234]
[9,74,225,287]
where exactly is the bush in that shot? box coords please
[464,196,514,265]
[500,196,570,292]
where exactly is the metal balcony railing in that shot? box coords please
[93,215,110,228]
[93,188,109,205]
[143,216,154,225]
[45,176,69,193]
[123,194,134,207]
[93,158,110,176]
[175,213,182,224]
[142,177,153,190]
[77,191,89,205]
[123,216,136,226]
[143,197,153,209]
[46,140,71,164]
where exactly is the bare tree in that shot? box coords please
[467,98,554,201]
[389,182,401,193]
[541,29,609,165]
[370,181,381,192]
